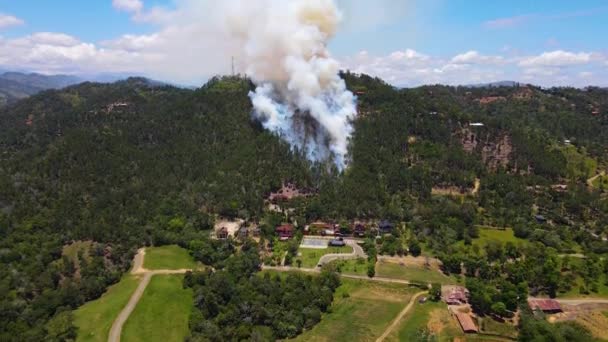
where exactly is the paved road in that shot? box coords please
[376,291,426,342]
[107,249,192,342]
[316,239,367,266]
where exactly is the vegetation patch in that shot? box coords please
[376,261,458,285]
[329,258,369,276]
[390,301,463,342]
[74,275,141,342]
[297,246,353,268]
[143,245,199,270]
[122,275,193,342]
[294,279,418,341]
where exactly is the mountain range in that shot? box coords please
[0,72,82,107]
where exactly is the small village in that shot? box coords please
[207,182,608,339]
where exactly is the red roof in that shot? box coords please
[528,299,561,312]
[455,312,478,333]
[276,224,294,232]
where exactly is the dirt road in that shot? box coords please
[107,249,192,342]
[376,291,427,342]
[261,265,414,285]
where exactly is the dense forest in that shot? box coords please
[0,73,607,340]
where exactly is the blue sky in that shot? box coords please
[0,0,607,86]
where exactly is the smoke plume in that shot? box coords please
[223,0,357,169]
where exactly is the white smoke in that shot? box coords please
[222,0,357,169]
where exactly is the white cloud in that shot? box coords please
[578,71,593,78]
[0,14,24,29]
[451,50,505,65]
[483,15,533,29]
[112,0,143,13]
[519,50,592,67]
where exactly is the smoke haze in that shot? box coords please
[223,0,357,169]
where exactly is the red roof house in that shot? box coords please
[444,286,469,305]
[455,312,478,333]
[527,298,562,313]
[276,224,294,240]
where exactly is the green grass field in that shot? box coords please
[330,258,369,276]
[376,262,459,285]
[74,275,141,342]
[143,245,198,270]
[297,246,354,268]
[122,275,193,342]
[388,300,463,342]
[479,317,518,339]
[293,278,418,341]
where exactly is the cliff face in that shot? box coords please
[458,127,513,171]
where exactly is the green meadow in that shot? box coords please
[122,275,193,342]
[143,245,198,270]
[74,275,141,342]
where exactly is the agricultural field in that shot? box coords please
[74,275,141,342]
[297,246,353,268]
[376,261,459,285]
[143,245,199,270]
[293,279,420,341]
[121,275,193,342]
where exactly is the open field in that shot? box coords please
[574,311,608,341]
[143,245,198,270]
[387,300,464,341]
[330,258,369,276]
[122,275,193,342]
[297,246,353,268]
[376,261,459,285]
[293,278,419,341]
[74,275,141,342]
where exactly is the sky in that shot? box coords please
[0,0,607,87]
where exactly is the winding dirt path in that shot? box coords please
[376,291,427,342]
[107,249,192,342]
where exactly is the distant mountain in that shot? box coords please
[0,72,82,107]
[466,81,522,88]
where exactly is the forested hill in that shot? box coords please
[0,72,82,107]
[1,74,608,339]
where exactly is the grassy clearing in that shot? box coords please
[474,227,525,245]
[74,275,141,342]
[297,246,353,268]
[330,258,369,276]
[293,278,418,341]
[479,317,518,339]
[376,262,459,285]
[122,275,193,342]
[388,300,463,342]
[143,245,198,270]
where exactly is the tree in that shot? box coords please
[367,262,376,278]
[408,239,422,257]
[429,283,441,301]
[45,310,77,341]
[491,302,508,317]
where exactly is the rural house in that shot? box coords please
[455,312,478,333]
[276,224,294,241]
[527,298,562,314]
